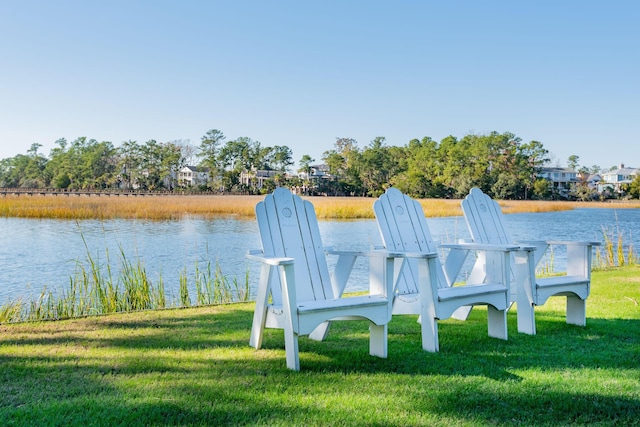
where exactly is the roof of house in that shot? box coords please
[539,167,577,174]
[603,167,638,176]
[181,165,209,172]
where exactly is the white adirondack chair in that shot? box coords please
[247,187,397,370]
[374,188,517,352]
[462,187,599,335]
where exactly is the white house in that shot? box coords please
[297,164,330,180]
[178,166,210,187]
[584,173,602,190]
[240,169,281,189]
[538,167,579,196]
[601,164,639,193]
[293,164,333,194]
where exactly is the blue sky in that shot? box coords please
[1,0,638,171]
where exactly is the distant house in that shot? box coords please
[240,169,281,189]
[601,164,639,193]
[297,164,330,180]
[538,167,579,196]
[585,173,602,190]
[294,164,333,194]
[178,166,209,187]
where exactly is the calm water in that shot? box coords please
[1,208,639,305]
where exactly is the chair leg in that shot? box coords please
[516,291,536,335]
[421,316,439,352]
[250,265,271,349]
[369,323,388,358]
[250,304,268,350]
[284,329,300,371]
[451,305,473,321]
[487,305,508,340]
[308,322,330,341]
[566,296,586,326]
[516,303,536,335]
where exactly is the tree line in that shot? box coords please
[1,129,637,199]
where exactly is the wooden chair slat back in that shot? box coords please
[462,187,512,245]
[256,187,331,302]
[374,188,448,290]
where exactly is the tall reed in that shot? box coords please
[189,259,251,307]
[180,268,191,307]
[0,238,251,324]
[0,300,23,323]
[597,224,637,268]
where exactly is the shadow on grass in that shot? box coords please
[1,303,639,425]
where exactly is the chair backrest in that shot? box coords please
[255,187,334,303]
[462,187,513,245]
[374,188,448,292]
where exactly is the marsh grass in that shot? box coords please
[598,227,636,268]
[3,193,640,220]
[596,214,638,268]
[0,300,22,323]
[0,241,250,324]
[193,258,249,305]
[1,265,639,425]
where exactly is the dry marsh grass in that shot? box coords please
[1,193,639,221]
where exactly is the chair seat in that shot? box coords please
[297,295,388,314]
[438,283,506,302]
[537,275,589,289]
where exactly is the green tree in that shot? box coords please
[568,155,580,171]
[515,140,549,199]
[298,154,314,175]
[198,129,225,174]
[266,145,294,172]
[360,137,394,197]
[438,135,471,196]
[628,175,640,199]
[532,178,552,200]
[72,138,117,189]
[134,140,183,190]
[3,143,51,188]
[321,138,362,195]
[297,154,315,194]
[492,173,522,199]
[117,140,143,190]
[218,137,262,173]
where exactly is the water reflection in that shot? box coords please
[1,208,638,305]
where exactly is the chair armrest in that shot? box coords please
[440,242,521,252]
[544,240,600,247]
[246,250,294,266]
[394,251,439,259]
[326,248,407,258]
[518,240,547,246]
[519,240,599,247]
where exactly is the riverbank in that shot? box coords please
[2,193,640,220]
[1,265,638,425]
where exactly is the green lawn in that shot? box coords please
[1,265,639,426]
